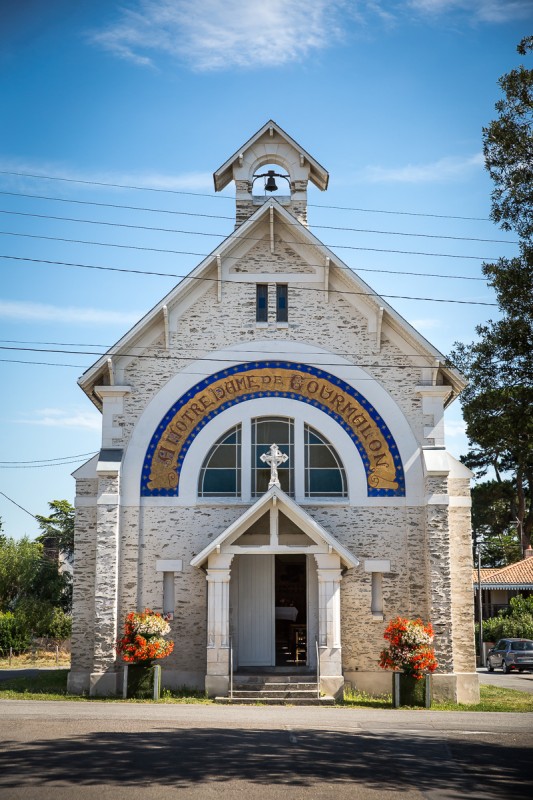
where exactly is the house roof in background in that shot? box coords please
[473,558,533,590]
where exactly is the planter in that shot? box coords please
[122,663,162,699]
[392,672,431,708]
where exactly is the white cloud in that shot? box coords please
[407,318,441,330]
[0,157,213,192]
[444,419,467,438]
[89,0,346,71]
[361,152,483,184]
[406,0,533,23]
[19,408,101,431]
[0,300,140,326]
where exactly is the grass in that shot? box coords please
[0,650,71,669]
[341,684,533,712]
[0,671,532,711]
[0,670,212,703]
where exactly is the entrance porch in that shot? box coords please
[190,485,358,698]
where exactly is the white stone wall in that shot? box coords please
[69,217,477,700]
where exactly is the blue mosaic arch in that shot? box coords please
[141,361,406,498]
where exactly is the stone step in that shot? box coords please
[233,674,315,684]
[232,689,319,699]
[232,682,318,692]
[215,696,335,706]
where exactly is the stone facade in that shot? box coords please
[68,122,479,703]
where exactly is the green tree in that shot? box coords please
[483,35,533,239]
[471,481,521,567]
[35,499,75,562]
[450,39,533,558]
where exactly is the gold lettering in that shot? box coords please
[331,392,345,410]
[290,374,304,391]
[368,439,382,452]
[374,453,389,468]
[320,384,334,401]
[199,395,213,410]
[307,380,319,394]
[190,402,204,416]
[352,414,367,426]
[157,447,175,465]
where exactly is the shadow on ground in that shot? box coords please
[0,727,532,798]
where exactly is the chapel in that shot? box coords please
[68,121,479,703]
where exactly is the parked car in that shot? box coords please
[486,638,533,673]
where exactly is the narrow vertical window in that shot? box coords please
[276,284,288,322]
[256,284,268,322]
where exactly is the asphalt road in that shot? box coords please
[477,666,533,694]
[1,701,532,800]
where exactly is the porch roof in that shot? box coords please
[190,486,359,570]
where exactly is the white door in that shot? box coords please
[238,554,275,666]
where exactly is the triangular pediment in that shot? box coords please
[213,119,329,192]
[190,486,359,569]
[78,197,466,406]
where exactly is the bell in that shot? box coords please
[265,171,278,192]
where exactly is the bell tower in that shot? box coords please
[213,120,329,228]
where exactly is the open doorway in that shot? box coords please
[275,554,307,666]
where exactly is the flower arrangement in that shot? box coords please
[116,609,174,664]
[379,616,438,680]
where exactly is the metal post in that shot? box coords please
[393,672,400,708]
[153,665,161,700]
[476,546,484,666]
[9,647,12,666]
[55,645,59,665]
[229,637,233,700]
[122,665,128,699]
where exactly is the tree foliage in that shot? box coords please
[483,35,533,239]
[482,595,533,642]
[449,38,533,558]
[0,504,73,640]
[35,499,75,562]
[471,481,521,567]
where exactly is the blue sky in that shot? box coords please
[1,1,531,538]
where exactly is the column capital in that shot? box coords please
[317,569,343,583]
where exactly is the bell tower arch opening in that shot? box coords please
[213,119,329,227]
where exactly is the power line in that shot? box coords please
[0,358,455,379]
[0,168,492,221]
[0,338,455,361]
[0,228,498,260]
[0,457,97,469]
[0,451,98,465]
[0,252,488,282]
[0,193,513,245]
[0,344,484,364]
[0,357,86,367]
[0,490,37,519]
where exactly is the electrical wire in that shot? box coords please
[0,490,37,519]
[0,229,498,260]
[0,451,98,465]
[0,193,513,244]
[0,168,492,221]
[0,344,474,366]
[0,252,488,282]
[0,338,460,360]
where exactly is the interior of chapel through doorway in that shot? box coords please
[237,551,308,668]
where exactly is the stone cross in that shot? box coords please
[260,443,289,489]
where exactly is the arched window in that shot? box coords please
[252,417,294,497]
[304,424,347,498]
[198,425,241,497]
[197,419,347,499]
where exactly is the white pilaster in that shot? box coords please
[205,553,233,697]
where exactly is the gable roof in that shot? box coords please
[473,558,533,590]
[213,119,329,191]
[77,196,466,406]
[190,485,359,569]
